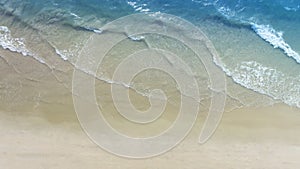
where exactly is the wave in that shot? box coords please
[1,0,299,109]
[215,60,300,108]
[0,25,48,64]
[251,23,300,64]
[212,1,300,64]
[232,61,300,108]
[207,2,300,108]
[0,2,103,65]
[97,0,300,108]
[0,26,31,56]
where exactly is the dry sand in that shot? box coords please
[0,103,299,169]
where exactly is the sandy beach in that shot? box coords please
[1,33,300,168]
[0,102,299,169]
[1,5,300,168]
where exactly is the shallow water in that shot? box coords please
[0,0,299,110]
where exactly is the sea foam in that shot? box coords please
[0,26,47,64]
[127,1,150,13]
[213,2,300,64]
[228,61,300,108]
[251,23,300,64]
[54,48,69,61]
[0,26,31,56]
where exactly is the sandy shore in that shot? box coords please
[1,2,300,168]
[1,45,300,168]
[0,103,299,169]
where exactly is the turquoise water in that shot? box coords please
[0,0,300,108]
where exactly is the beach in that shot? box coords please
[1,0,300,168]
[1,48,300,168]
[1,100,299,169]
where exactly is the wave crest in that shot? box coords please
[251,23,300,64]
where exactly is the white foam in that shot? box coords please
[213,53,300,108]
[127,1,150,13]
[54,48,69,61]
[70,12,81,19]
[127,1,137,8]
[211,4,300,107]
[0,26,31,56]
[93,30,102,34]
[192,0,213,6]
[128,35,145,41]
[251,23,300,64]
[214,3,300,64]
[0,26,49,64]
[226,61,300,108]
[217,6,237,19]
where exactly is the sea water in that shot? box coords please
[0,0,300,109]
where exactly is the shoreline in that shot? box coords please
[0,12,299,168]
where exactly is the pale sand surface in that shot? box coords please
[0,103,299,169]
[1,47,300,168]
